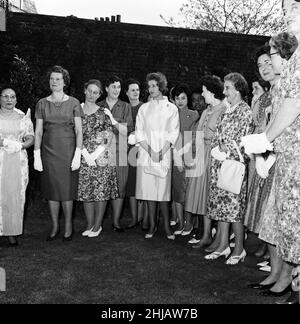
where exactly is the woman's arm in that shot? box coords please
[74,117,83,149]
[34,119,44,150]
[266,98,300,142]
[22,135,34,149]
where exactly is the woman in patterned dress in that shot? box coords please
[78,80,119,238]
[0,87,34,246]
[242,1,300,300]
[244,47,274,256]
[34,66,83,242]
[247,33,297,293]
[205,73,253,265]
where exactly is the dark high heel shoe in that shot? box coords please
[260,284,292,297]
[276,291,299,305]
[248,282,276,290]
[62,232,73,242]
[46,229,60,242]
[7,237,19,247]
[126,221,141,230]
[112,225,125,233]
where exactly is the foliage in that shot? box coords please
[161,0,285,35]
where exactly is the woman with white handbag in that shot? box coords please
[135,72,180,240]
[204,73,254,265]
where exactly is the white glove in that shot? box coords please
[211,146,228,161]
[255,155,269,179]
[240,133,273,156]
[128,133,136,145]
[71,148,82,171]
[3,139,22,154]
[82,148,96,167]
[34,149,43,172]
[103,108,118,125]
[90,145,105,161]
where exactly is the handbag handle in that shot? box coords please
[232,140,244,163]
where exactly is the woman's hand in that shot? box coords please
[3,139,23,154]
[34,149,43,172]
[71,148,82,171]
[103,108,118,125]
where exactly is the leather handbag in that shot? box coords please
[217,140,245,195]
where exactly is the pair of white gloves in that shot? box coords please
[34,148,82,172]
[255,154,276,179]
[81,146,105,167]
[240,133,275,179]
[2,139,23,154]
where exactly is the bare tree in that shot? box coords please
[161,0,285,35]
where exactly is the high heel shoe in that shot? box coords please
[204,247,231,260]
[46,229,60,242]
[276,291,299,304]
[248,282,276,290]
[82,227,94,237]
[181,227,193,236]
[112,225,125,233]
[145,228,157,239]
[260,284,292,297]
[225,250,246,265]
[62,232,73,242]
[167,234,175,240]
[126,221,141,230]
[174,228,184,235]
[88,227,102,238]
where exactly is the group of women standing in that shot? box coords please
[0,0,299,305]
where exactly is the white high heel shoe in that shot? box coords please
[88,227,102,238]
[82,227,94,237]
[225,250,246,265]
[204,247,231,260]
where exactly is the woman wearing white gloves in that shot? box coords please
[0,87,34,246]
[78,80,119,238]
[243,0,300,300]
[34,66,83,242]
[97,75,134,232]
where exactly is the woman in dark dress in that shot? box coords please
[97,75,134,232]
[125,79,147,229]
[34,66,83,241]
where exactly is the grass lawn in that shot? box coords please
[0,199,279,304]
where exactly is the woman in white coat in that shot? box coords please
[135,72,180,240]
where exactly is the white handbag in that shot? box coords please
[145,156,169,178]
[217,140,245,195]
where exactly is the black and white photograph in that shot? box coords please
[0,0,299,307]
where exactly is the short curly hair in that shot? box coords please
[270,32,298,60]
[47,65,70,88]
[146,72,168,94]
[224,72,249,101]
[201,75,225,101]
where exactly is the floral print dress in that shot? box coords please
[78,108,119,202]
[206,101,253,223]
[273,47,300,265]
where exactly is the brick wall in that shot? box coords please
[1,12,269,104]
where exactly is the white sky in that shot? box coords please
[33,0,185,26]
